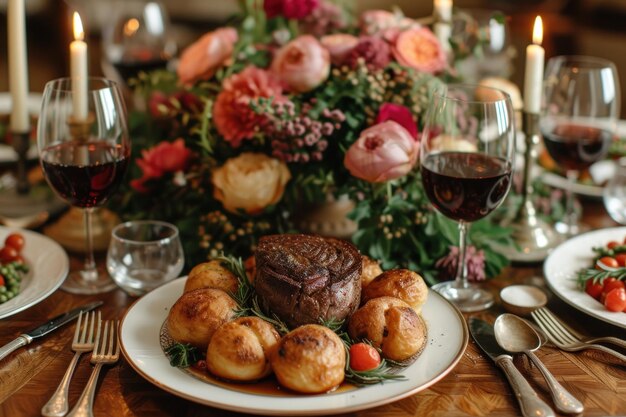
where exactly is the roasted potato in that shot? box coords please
[207,317,281,381]
[348,296,427,362]
[362,269,428,313]
[167,288,237,349]
[271,324,345,394]
[360,255,383,288]
[184,260,239,294]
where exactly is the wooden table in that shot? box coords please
[1,201,625,417]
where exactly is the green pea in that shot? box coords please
[0,295,6,303]
[0,286,5,293]
[4,291,12,299]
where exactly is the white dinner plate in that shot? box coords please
[544,226,626,329]
[120,277,468,416]
[0,226,69,319]
[0,92,42,163]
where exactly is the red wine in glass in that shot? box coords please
[421,152,512,222]
[41,141,129,208]
[111,55,169,84]
[542,124,612,171]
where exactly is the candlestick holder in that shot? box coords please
[0,130,66,229]
[496,112,561,262]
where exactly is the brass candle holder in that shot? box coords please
[497,112,561,262]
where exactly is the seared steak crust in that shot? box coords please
[255,234,362,328]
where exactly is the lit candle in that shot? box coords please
[434,0,453,22]
[8,0,30,133]
[70,12,88,120]
[523,16,545,114]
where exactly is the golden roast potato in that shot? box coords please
[348,296,427,362]
[207,317,281,381]
[167,288,237,349]
[271,324,345,394]
[362,269,428,313]
[360,255,383,288]
[184,260,239,294]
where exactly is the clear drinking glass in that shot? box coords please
[38,77,131,294]
[101,1,175,90]
[420,84,515,312]
[107,220,184,296]
[541,56,620,235]
[604,157,626,224]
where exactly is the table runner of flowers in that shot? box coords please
[113,0,514,285]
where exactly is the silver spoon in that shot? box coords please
[494,313,584,415]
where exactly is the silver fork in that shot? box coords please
[42,311,100,417]
[531,308,626,363]
[66,320,120,417]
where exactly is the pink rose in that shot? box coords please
[393,27,446,74]
[375,103,418,139]
[264,0,319,20]
[360,10,415,36]
[321,34,359,66]
[344,121,418,183]
[177,28,238,85]
[213,66,285,147]
[271,35,330,93]
[345,36,391,70]
[131,139,192,192]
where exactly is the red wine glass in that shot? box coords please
[38,77,131,294]
[420,84,515,312]
[541,56,620,236]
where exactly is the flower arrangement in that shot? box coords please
[115,0,513,285]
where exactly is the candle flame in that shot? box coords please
[532,16,543,45]
[73,12,84,41]
[124,18,140,37]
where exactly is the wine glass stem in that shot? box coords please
[565,170,578,231]
[83,208,97,279]
[454,221,470,290]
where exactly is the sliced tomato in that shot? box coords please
[598,257,619,269]
[604,279,625,293]
[4,233,24,252]
[604,288,626,312]
[349,343,381,372]
[585,279,604,300]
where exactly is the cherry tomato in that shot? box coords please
[349,343,381,372]
[604,288,626,312]
[0,246,19,263]
[615,254,626,267]
[192,359,207,371]
[585,279,604,300]
[607,241,620,249]
[4,233,24,252]
[597,256,619,269]
[604,279,625,293]
[0,275,4,287]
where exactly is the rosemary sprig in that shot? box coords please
[165,343,202,368]
[250,296,290,335]
[344,356,406,386]
[214,254,254,316]
[592,245,626,258]
[576,267,626,289]
[320,317,352,347]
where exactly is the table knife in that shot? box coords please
[469,317,555,417]
[0,301,103,361]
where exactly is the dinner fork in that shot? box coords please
[531,308,626,363]
[532,307,626,349]
[67,320,120,417]
[42,311,100,417]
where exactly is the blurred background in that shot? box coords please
[1,0,626,116]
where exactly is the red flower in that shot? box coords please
[345,36,391,71]
[131,139,192,193]
[264,0,319,20]
[375,103,418,139]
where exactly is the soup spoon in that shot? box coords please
[494,313,584,414]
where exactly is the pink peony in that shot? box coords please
[271,35,330,93]
[393,27,447,74]
[375,103,418,139]
[177,28,238,85]
[344,121,418,183]
[345,36,391,71]
[435,246,486,283]
[360,10,415,36]
[264,0,319,20]
[321,34,359,66]
[213,66,285,147]
[131,138,192,192]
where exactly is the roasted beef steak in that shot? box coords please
[255,234,362,328]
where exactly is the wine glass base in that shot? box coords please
[431,281,494,313]
[61,269,117,295]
